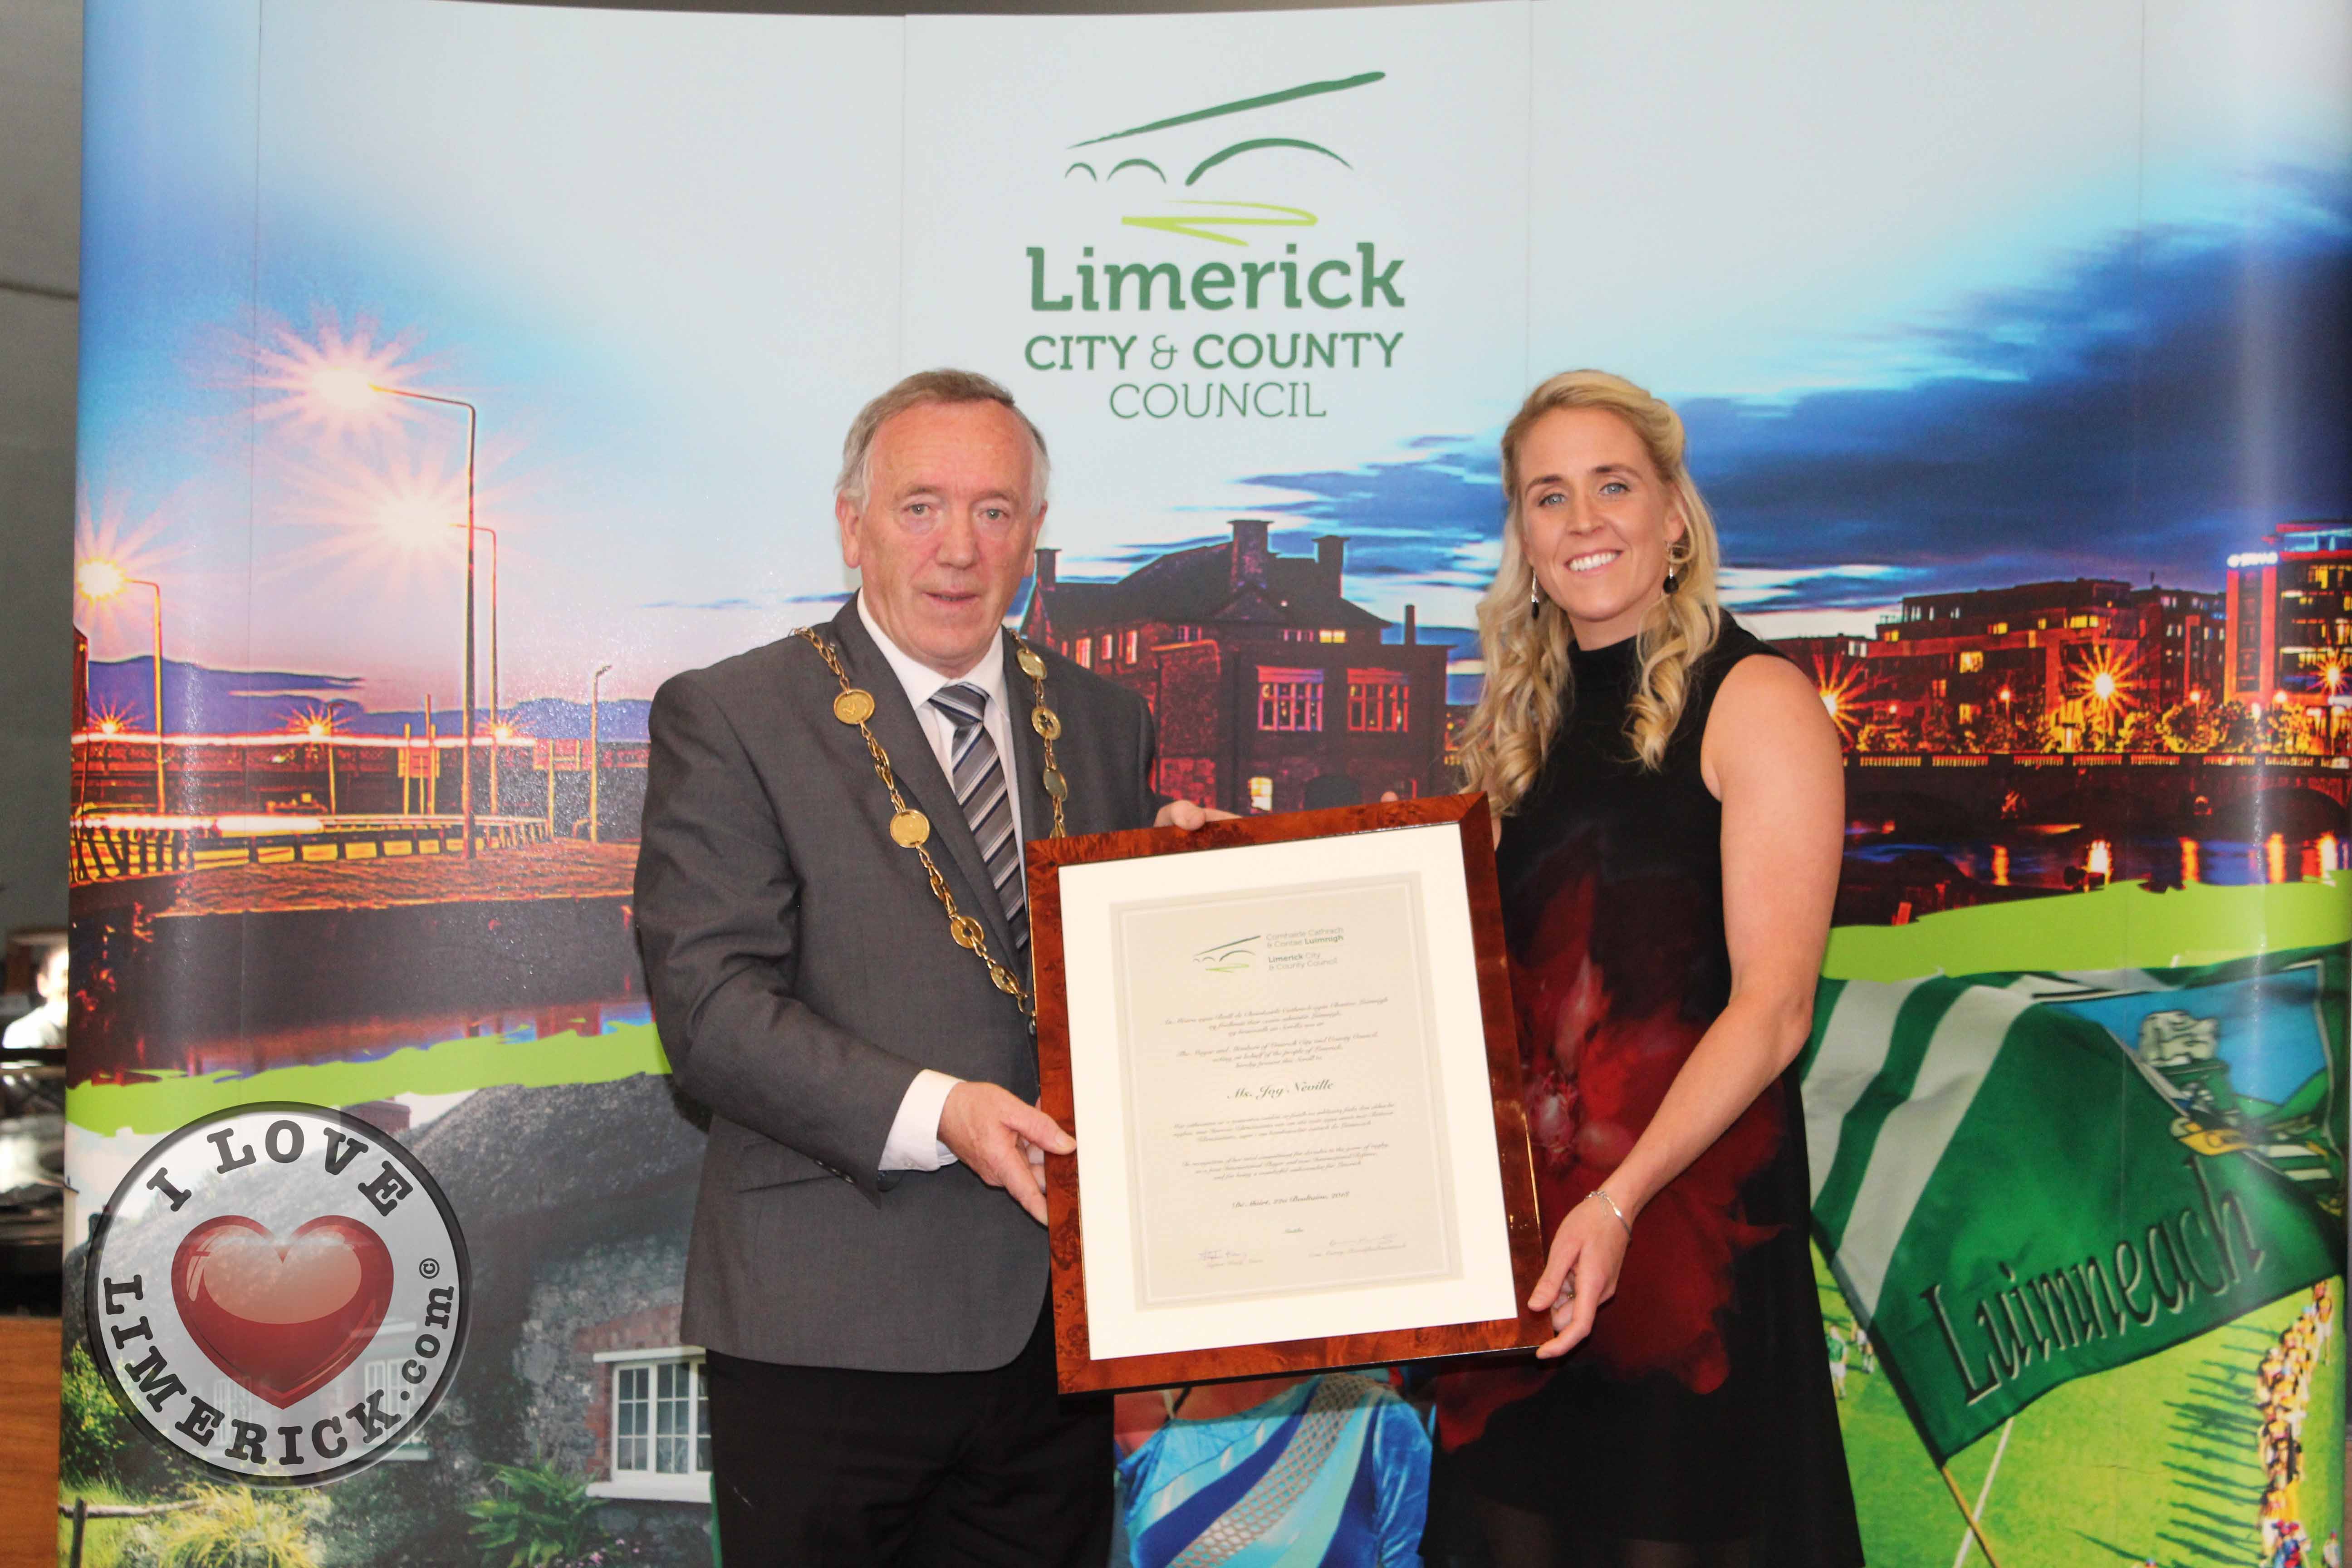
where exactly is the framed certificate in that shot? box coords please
[1028,794,1548,1393]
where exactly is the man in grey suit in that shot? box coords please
[634,370,1215,1565]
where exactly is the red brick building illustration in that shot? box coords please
[1020,520,1448,813]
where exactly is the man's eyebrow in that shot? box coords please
[894,486,1026,506]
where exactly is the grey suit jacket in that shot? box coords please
[633,597,1160,1372]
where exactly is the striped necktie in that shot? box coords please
[928,683,1027,949]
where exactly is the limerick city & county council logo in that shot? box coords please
[1024,68,1406,417]
[85,1102,469,1485]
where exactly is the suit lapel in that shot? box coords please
[830,601,1019,963]
[1000,635,1056,849]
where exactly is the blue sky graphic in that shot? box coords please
[1239,176,2352,623]
[88,178,2349,704]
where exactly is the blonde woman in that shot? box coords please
[1434,372,1859,1567]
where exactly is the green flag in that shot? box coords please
[1800,947,2347,1461]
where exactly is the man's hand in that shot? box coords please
[1156,799,1240,830]
[938,1081,1073,1224]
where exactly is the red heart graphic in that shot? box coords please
[172,1215,395,1409]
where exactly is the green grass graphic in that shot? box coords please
[67,1021,671,1136]
[1823,877,2351,983]
[1818,1246,2343,1564]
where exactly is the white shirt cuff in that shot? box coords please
[880,1068,962,1171]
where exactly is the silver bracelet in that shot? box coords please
[1587,1187,1632,1236]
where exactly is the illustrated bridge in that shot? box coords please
[1845,752,2352,836]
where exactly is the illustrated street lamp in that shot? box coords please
[588,662,613,845]
[302,715,339,814]
[372,383,481,858]
[77,559,166,812]
[450,521,502,812]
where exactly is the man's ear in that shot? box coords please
[836,492,863,569]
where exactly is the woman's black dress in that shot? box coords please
[1434,614,1863,1567]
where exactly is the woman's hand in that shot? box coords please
[1528,1194,1631,1358]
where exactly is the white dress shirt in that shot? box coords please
[0,998,63,1054]
[858,593,1028,1173]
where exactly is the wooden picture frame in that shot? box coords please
[1027,793,1548,1394]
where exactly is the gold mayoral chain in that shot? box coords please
[797,626,1068,1015]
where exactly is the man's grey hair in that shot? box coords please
[835,368,1051,514]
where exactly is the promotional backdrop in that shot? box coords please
[62,0,2352,1563]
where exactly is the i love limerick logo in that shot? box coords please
[86,1103,468,1485]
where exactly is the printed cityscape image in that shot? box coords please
[56,4,2348,1563]
[64,495,2352,1075]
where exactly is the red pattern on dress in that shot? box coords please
[1437,865,1783,1450]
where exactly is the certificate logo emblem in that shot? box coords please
[1194,935,1261,972]
[85,1103,469,1485]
